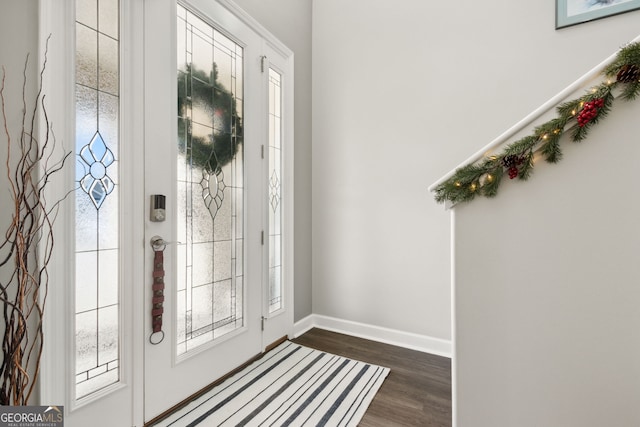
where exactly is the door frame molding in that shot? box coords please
[38,0,75,408]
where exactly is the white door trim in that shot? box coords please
[38,0,76,409]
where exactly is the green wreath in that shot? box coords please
[177,63,243,174]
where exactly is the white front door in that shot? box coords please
[40,1,292,425]
[142,0,293,422]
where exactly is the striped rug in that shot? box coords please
[154,341,390,426]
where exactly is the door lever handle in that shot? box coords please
[149,236,181,251]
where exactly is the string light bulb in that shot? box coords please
[487,174,493,182]
[455,181,462,188]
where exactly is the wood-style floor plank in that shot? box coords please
[292,328,452,427]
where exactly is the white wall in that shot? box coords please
[0,0,41,404]
[312,0,640,344]
[0,5,40,312]
[0,2,39,223]
[454,95,640,426]
[232,0,313,321]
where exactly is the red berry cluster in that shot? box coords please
[502,154,525,180]
[577,98,604,127]
[508,167,518,179]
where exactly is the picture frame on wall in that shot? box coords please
[556,0,640,28]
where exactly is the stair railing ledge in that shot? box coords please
[428,33,640,208]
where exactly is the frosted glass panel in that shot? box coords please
[99,92,119,153]
[213,179,232,241]
[214,47,232,93]
[76,0,97,28]
[192,243,214,284]
[192,284,213,332]
[98,306,118,365]
[76,86,98,167]
[213,241,232,282]
[192,79,214,127]
[177,4,244,355]
[98,249,118,307]
[177,15,187,72]
[76,311,98,374]
[76,252,98,313]
[75,192,98,252]
[268,69,283,314]
[75,0,120,400]
[234,56,243,102]
[99,34,118,95]
[98,0,118,39]
[98,186,119,249]
[76,24,97,89]
[213,280,233,323]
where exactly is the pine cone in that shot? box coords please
[502,155,517,168]
[616,64,640,83]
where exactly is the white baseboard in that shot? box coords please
[293,314,451,358]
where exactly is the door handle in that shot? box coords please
[150,236,180,251]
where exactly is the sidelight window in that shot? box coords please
[74,0,121,400]
[268,69,283,314]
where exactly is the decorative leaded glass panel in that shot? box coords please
[177,5,244,355]
[268,69,283,314]
[75,0,120,400]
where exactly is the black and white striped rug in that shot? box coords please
[155,341,390,426]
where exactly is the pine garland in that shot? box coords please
[434,42,640,205]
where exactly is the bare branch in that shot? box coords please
[0,36,69,405]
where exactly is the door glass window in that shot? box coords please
[176,5,245,355]
[74,0,120,400]
[268,69,282,314]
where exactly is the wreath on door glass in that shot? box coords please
[178,63,243,218]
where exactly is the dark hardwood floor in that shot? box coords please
[292,328,452,427]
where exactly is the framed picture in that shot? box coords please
[556,0,640,28]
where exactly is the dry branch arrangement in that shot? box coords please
[0,44,70,405]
